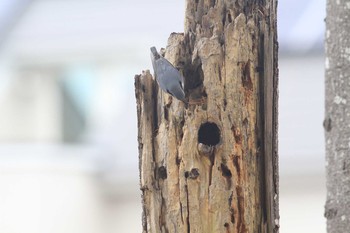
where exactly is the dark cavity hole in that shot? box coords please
[198,122,220,146]
[158,166,167,179]
[241,60,253,91]
[184,171,189,178]
[184,61,203,90]
[227,13,232,23]
[221,163,232,178]
[189,168,200,179]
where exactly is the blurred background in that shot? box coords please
[0,0,325,232]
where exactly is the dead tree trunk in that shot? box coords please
[324,0,350,232]
[135,1,278,232]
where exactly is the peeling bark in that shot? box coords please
[135,1,278,232]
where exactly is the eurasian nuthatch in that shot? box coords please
[150,46,186,102]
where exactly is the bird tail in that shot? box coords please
[150,47,160,60]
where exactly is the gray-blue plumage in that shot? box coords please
[150,46,186,102]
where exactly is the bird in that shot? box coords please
[150,46,186,102]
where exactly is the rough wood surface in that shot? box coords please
[135,1,278,232]
[325,1,350,232]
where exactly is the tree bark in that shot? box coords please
[135,1,278,232]
[325,1,350,232]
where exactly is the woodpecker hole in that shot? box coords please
[198,122,220,146]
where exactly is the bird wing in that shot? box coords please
[155,58,185,101]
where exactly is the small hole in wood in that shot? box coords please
[189,168,200,179]
[227,13,232,23]
[221,163,232,178]
[241,60,253,91]
[184,171,189,178]
[185,169,200,179]
[158,166,167,179]
[198,122,220,146]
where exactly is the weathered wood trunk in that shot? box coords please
[135,0,278,232]
[324,0,350,232]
